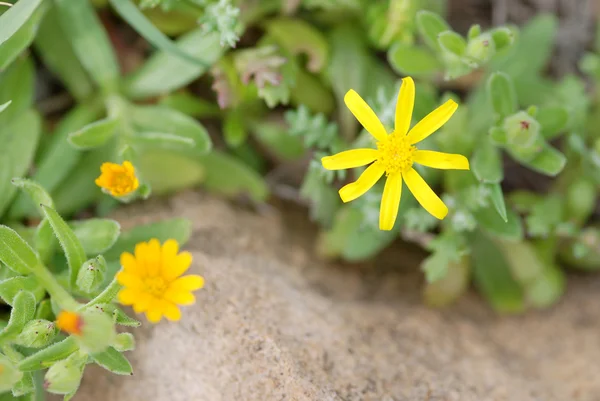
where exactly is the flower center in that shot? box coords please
[111,172,135,195]
[144,277,168,297]
[376,132,416,175]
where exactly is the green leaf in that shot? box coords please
[0,276,45,306]
[130,132,195,150]
[158,92,220,119]
[470,231,525,313]
[0,109,42,218]
[487,72,517,119]
[490,26,515,50]
[52,145,111,217]
[223,110,247,147]
[19,337,78,372]
[263,17,328,72]
[11,178,54,215]
[35,218,56,265]
[108,0,208,67]
[197,151,269,202]
[511,143,566,176]
[0,101,10,114]
[471,140,503,183]
[54,0,120,92]
[0,291,36,342]
[41,206,87,289]
[0,1,46,70]
[112,308,141,327]
[91,347,133,375]
[423,256,470,308]
[12,372,34,397]
[68,118,119,150]
[416,10,451,51]
[526,266,565,308]
[249,121,304,161]
[536,106,569,140]
[0,0,43,46]
[70,219,121,256]
[489,126,508,145]
[34,5,94,101]
[473,206,523,241]
[438,31,466,56]
[486,183,508,222]
[103,218,191,261]
[388,43,441,76]
[492,14,557,77]
[0,226,39,275]
[9,101,103,220]
[129,104,212,154]
[137,149,205,195]
[0,55,34,127]
[125,28,226,99]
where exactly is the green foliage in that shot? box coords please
[0,1,599,397]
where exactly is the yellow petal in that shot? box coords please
[164,289,196,306]
[169,275,205,291]
[395,77,415,135]
[321,148,378,170]
[164,251,193,281]
[413,150,470,170]
[406,99,458,144]
[379,173,402,231]
[146,308,162,323]
[161,239,180,276]
[132,293,153,314]
[116,271,144,290]
[403,168,448,219]
[123,161,135,174]
[118,288,141,305]
[145,239,161,276]
[344,89,388,142]
[120,252,144,276]
[162,302,182,321]
[338,162,385,203]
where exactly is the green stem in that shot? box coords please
[83,278,121,309]
[30,264,80,311]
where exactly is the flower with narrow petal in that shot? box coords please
[322,77,470,231]
[95,161,139,197]
[116,239,204,323]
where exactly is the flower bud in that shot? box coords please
[16,319,57,348]
[503,111,543,160]
[113,332,135,352]
[76,256,107,294]
[466,33,495,63]
[56,309,116,354]
[44,352,86,395]
[0,354,22,392]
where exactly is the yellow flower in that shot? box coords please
[116,239,204,323]
[56,311,83,336]
[95,161,139,197]
[322,77,470,231]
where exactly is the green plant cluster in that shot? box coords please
[1,0,600,397]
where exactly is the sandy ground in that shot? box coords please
[66,191,600,401]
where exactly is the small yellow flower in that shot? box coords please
[116,239,204,323]
[322,77,470,231]
[56,311,83,336]
[95,161,139,197]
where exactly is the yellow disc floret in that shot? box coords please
[376,132,417,175]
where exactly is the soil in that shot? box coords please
[68,191,600,401]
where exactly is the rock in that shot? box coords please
[72,191,600,401]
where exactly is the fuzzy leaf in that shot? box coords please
[487,72,517,119]
[536,106,569,140]
[70,219,121,256]
[137,149,205,195]
[388,43,441,76]
[486,183,508,222]
[0,0,46,70]
[0,0,43,46]
[512,143,566,176]
[41,206,87,289]
[11,178,54,216]
[54,0,120,92]
[473,206,523,241]
[68,118,119,150]
[0,226,39,275]
[19,337,78,372]
[0,276,45,306]
[91,347,133,375]
[438,31,466,56]
[471,140,503,183]
[130,132,195,150]
[470,231,525,313]
[125,29,225,99]
[113,308,141,327]
[0,290,36,341]
[416,10,451,51]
